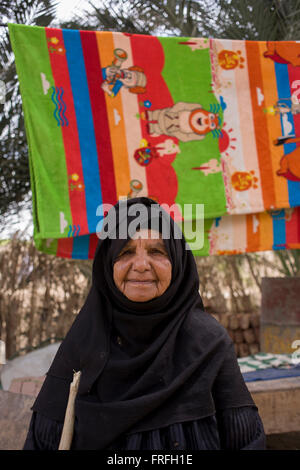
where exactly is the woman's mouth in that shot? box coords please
[126,280,155,285]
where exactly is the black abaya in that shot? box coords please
[24,198,266,450]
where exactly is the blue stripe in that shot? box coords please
[274,62,290,98]
[63,29,103,234]
[271,209,286,250]
[72,234,90,259]
[274,62,300,207]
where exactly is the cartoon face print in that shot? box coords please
[119,69,138,87]
[189,109,220,135]
[105,68,143,88]
[105,66,120,82]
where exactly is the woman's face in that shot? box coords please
[113,229,172,302]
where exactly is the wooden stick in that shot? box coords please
[58,370,82,450]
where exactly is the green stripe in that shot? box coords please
[159,37,227,219]
[182,217,213,256]
[8,24,72,238]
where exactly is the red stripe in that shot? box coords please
[45,28,89,236]
[286,209,298,245]
[56,237,73,258]
[285,206,300,247]
[130,35,178,206]
[80,31,117,207]
[88,233,99,259]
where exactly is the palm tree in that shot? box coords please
[78,0,300,39]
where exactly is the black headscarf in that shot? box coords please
[32,197,254,449]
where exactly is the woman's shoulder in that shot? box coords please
[183,307,232,346]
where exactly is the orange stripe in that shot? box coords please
[96,31,131,199]
[258,41,289,208]
[246,213,260,252]
[288,243,300,248]
[245,41,277,209]
[259,211,274,250]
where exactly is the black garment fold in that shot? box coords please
[23,406,266,450]
[31,197,255,450]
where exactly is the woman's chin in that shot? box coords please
[124,288,157,303]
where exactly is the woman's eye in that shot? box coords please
[118,249,134,257]
[149,249,166,255]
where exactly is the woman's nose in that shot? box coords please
[132,250,150,271]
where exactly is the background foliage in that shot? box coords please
[2,0,300,223]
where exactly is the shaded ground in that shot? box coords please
[266,432,300,450]
[0,387,299,450]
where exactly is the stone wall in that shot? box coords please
[0,390,34,450]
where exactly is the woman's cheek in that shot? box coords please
[113,261,126,287]
[156,260,172,284]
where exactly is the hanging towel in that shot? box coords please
[8,24,300,257]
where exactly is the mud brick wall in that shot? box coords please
[0,390,33,450]
[211,312,260,358]
[261,277,300,354]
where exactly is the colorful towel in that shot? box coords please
[238,353,300,382]
[8,24,300,257]
[238,352,298,373]
[32,207,300,258]
[242,366,300,382]
[195,206,300,256]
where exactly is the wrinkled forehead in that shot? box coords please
[109,228,172,267]
[122,229,168,252]
[131,228,162,240]
[117,229,168,253]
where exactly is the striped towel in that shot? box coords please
[8,24,300,258]
[238,352,297,373]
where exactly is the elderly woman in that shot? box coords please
[23,198,265,450]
